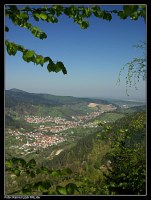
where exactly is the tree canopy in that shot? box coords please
[5,5,146,75]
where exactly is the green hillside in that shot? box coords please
[5,88,109,108]
[5,89,146,195]
[5,110,146,195]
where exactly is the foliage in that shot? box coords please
[43,132,96,170]
[5,5,146,74]
[5,110,146,195]
[97,111,146,194]
[5,157,77,195]
[117,41,146,95]
[56,183,79,195]
[93,112,125,123]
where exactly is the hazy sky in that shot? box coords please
[5,5,146,100]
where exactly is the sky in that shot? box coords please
[5,5,147,101]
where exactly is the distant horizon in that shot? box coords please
[5,5,146,103]
[5,87,146,102]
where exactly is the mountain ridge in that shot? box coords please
[5,88,109,108]
[7,88,77,98]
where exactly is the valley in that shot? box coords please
[5,89,118,160]
[5,89,145,162]
[5,89,146,195]
[5,97,116,160]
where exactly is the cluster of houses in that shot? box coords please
[7,129,66,155]
[24,110,105,134]
[25,115,79,133]
[75,111,104,121]
[7,104,117,156]
[25,116,66,124]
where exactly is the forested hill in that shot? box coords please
[5,88,109,108]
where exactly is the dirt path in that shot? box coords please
[55,149,63,155]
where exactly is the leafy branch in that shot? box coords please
[5,5,146,75]
[117,41,146,95]
[5,40,67,74]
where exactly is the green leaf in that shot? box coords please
[85,8,92,18]
[30,26,38,34]
[5,160,13,168]
[47,63,56,72]
[123,5,138,16]
[31,56,36,63]
[47,16,58,23]
[24,50,34,58]
[5,40,9,46]
[5,26,9,32]
[56,61,67,74]
[22,55,32,63]
[22,53,30,62]
[34,181,51,191]
[103,13,112,21]
[123,5,131,16]
[42,6,48,11]
[6,43,17,56]
[25,22,32,29]
[117,11,128,19]
[14,169,21,176]
[123,6,140,21]
[33,12,40,19]
[80,21,89,29]
[20,12,29,20]
[54,63,62,72]
[48,8,55,15]
[66,183,77,194]
[56,186,67,195]
[51,170,61,177]
[62,67,67,75]
[39,32,47,39]
[30,26,47,39]
[40,13,47,20]
[44,57,51,63]
[53,17,58,23]
[55,6,63,17]
[92,6,100,13]
[33,16,39,21]
[22,6,31,11]
[130,12,139,20]
[112,10,118,14]
[35,55,43,65]
[39,57,45,66]
[56,61,64,68]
